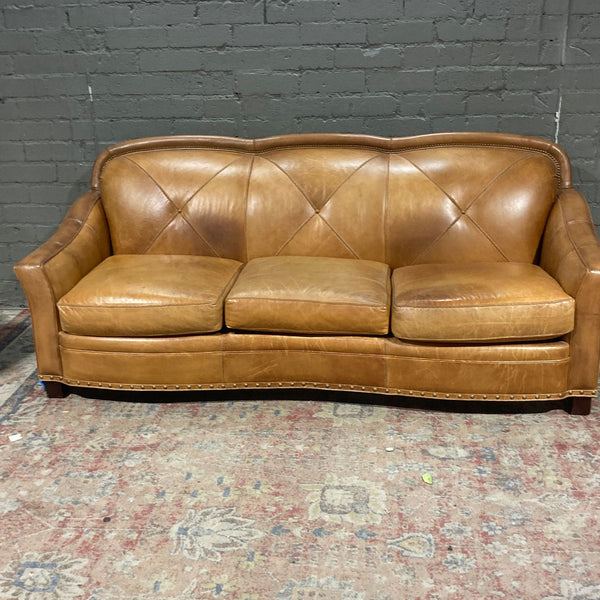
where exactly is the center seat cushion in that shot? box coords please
[58,255,243,337]
[225,256,391,335]
[391,262,575,343]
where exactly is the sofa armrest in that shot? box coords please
[14,190,111,378]
[540,189,600,391]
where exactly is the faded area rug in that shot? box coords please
[1,309,600,600]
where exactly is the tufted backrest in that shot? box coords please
[95,133,567,268]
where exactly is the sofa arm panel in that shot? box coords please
[540,189,600,391]
[14,190,111,377]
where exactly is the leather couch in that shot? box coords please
[14,133,600,414]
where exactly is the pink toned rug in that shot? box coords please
[1,309,600,599]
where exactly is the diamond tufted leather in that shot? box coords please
[100,143,558,268]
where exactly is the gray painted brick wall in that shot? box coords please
[1,0,599,306]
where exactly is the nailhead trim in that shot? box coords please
[39,375,597,401]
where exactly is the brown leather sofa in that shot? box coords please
[14,132,600,414]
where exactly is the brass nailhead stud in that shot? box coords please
[496,395,500,399]
[255,383,260,387]
[483,395,487,399]
[350,385,354,390]
[209,384,214,388]
[244,383,248,387]
[141,385,145,389]
[470,395,475,399]
[446,394,450,398]
[386,388,390,393]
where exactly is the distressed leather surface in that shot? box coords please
[392,263,575,342]
[541,189,600,391]
[225,256,391,335]
[99,140,558,268]
[58,332,570,397]
[58,255,242,337]
[13,191,110,376]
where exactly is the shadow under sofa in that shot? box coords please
[14,132,600,415]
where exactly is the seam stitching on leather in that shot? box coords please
[258,156,362,258]
[243,155,254,263]
[227,297,389,308]
[98,144,562,181]
[123,156,221,257]
[400,154,510,263]
[394,299,574,308]
[384,154,390,266]
[37,192,100,268]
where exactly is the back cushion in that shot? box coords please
[100,145,558,268]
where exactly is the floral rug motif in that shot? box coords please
[1,309,600,599]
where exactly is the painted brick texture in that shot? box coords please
[1,0,599,306]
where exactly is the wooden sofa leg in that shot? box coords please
[43,381,67,398]
[570,396,592,416]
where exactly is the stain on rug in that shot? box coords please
[0,310,599,599]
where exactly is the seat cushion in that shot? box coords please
[58,255,243,337]
[225,256,391,335]
[391,263,575,342]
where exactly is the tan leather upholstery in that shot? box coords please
[14,133,600,408]
[14,191,110,376]
[225,256,390,335]
[392,263,575,342]
[58,255,242,336]
[58,332,569,397]
[541,189,600,391]
[99,139,558,267]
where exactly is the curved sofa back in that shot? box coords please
[93,133,569,268]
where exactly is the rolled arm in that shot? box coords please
[14,190,111,377]
[541,189,600,392]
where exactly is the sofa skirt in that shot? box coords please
[44,332,590,402]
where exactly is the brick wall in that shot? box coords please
[1,0,599,306]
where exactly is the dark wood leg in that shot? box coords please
[570,396,592,416]
[44,381,67,398]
